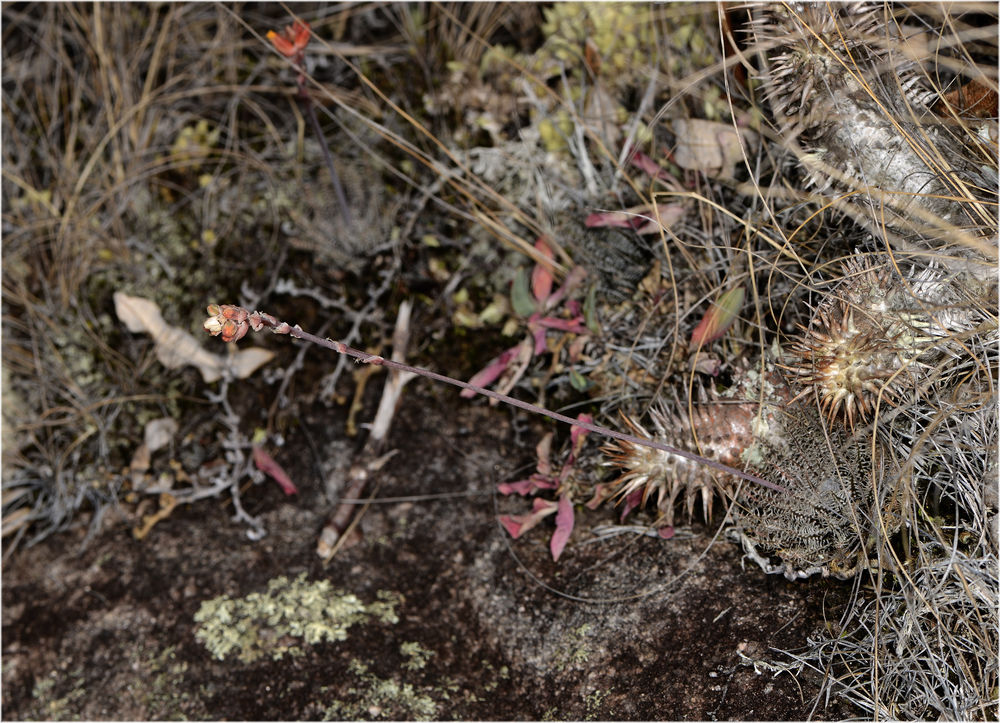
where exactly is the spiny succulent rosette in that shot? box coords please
[785,254,981,429]
[602,357,907,581]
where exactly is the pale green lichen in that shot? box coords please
[193,573,403,663]
[322,661,439,721]
[400,641,435,671]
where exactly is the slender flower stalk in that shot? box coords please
[203,304,786,494]
[267,19,352,227]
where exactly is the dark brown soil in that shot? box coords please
[2,384,857,720]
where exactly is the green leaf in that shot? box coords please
[568,368,591,391]
[510,268,536,318]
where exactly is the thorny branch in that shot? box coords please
[204,304,786,494]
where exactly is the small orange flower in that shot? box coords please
[204,304,249,343]
[266,20,311,59]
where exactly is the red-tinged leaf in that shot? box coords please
[629,148,673,182]
[567,335,588,363]
[537,316,586,334]
[532,497,558,513]
[570,413,593,453]
[550,494,575,561]
[497,474,557,496]
[545,265,587,309]
[658,526,675,539]
[497,479,535,496]
[634,203,687,235]
[531,238,555,304]
[565,299,582,317]
[585,210,633,229]
[491,338,534,402]
[532,324,548,356]
[690,286,744,348]
[499,498,558,539]
[690,351,722,376]
[291,20,311,50]
[252,445,298,495]
[587,203,686,235]
[461,345,519,397]
[585,483,611,510]
[621,488,644,521]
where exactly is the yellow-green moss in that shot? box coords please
[540,3,655,80]
[193,573,402,663]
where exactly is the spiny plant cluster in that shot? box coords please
[584,3,997,718]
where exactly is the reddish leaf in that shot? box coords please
[584,483,612,510]
[620,488,644,521]
[531,322,548,356]
[690,350,722,376]
[585,210,635,229]
[497,474,557,496]
[629,148,674,182]
[461,344,520,397]
[531,238,555,304]
[586,203,685,235]
[499,498,558,539]
[658,526,675,539]
[690,286,744,348]
[536,316,586,334]
[497,479,535,496]
[633,203,687,235]
[252,445,299,495]
[570,413,593,453]
[550,494,575,561]
[491,338,534,402]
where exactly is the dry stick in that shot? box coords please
[206,305,786,494]
[316,301,417,562]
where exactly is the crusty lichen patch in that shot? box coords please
[322,660,439,721]
[193,573,402,663]
[399,641,435,671]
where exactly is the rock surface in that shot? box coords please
[3,387,856,720]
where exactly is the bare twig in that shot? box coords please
[316,300,418,562]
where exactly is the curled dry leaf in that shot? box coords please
[671,119,758,178]
[144,417,179,452]
[129,417,180,487]
[114,292,273,382]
